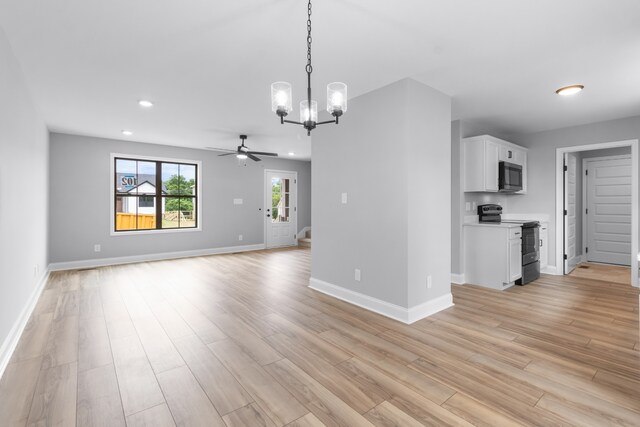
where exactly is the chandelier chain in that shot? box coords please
[306,0,312,74]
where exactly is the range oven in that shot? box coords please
[499,161,523,192]
[501,219,540,284]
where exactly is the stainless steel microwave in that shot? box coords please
[499,161,522,192]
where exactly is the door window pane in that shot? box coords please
[272,178,290,223]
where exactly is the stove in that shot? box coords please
[502,220,541,284]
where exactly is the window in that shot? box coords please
[114,156,199,232]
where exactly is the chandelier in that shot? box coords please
[271,0,347,136]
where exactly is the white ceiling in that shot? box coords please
[1,0,639,159]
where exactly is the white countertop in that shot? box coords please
[463,222,522,229]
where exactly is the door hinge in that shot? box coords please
[563,165,568,172]
[564,254,568,260]
[564,209,567,215]
[586,247,588,254]
[294,206,297,212]
[294,179,297,184]
[585,208,588,214]
[585,169,588,176]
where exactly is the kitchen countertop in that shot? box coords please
[463,222,522,229]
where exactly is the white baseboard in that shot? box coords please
[48,243,266,271]
[0,269,50,380]
[407,293,454,324]
[451,273,466,284]
[309,277,453,324]
[542,265,558,275]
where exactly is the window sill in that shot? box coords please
[110,227,202,237]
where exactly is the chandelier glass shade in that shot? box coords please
[271,0,347,135]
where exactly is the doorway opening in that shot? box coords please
[264,169,298,249]
[555,140,638,287]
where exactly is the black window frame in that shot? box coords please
[114,157,199,232]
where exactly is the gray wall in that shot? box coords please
[312,78,451,309]
[509,115,640,269]
[0,28,49,353]
[49,133,311,263]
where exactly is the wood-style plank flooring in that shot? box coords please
[570,261,632,286]
[1,248,638,426]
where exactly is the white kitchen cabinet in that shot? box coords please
[464,137,499,192]
[464,223,522,290]
[463,135,528,194]
[539,222,548,271]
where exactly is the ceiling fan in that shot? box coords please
[214,135,278,162]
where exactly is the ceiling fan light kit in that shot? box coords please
[271,0,347,136]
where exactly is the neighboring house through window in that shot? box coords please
[113,156,200,232]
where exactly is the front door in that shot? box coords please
[586,156,632,266]
[265,170,297,248]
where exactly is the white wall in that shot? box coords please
[311,78,451,321]
[0,28,49,368]
[49,133,311,265]
[509,115,640,270]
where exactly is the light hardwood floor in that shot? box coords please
[570,262,632,286]
[1,248,638,426]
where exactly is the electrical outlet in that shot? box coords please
[238,234,243,241]
[94,244,101,252]
[341,193,348,204]
[355,268,361,282]
[465,202,471,211]
[472,201,477,210]
[427,275,432,289]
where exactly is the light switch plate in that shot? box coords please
[355,268,361,281]
[341,193,348,204]
[233,198,243,205]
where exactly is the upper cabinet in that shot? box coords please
[463,135,528,194]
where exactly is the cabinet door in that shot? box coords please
[540,223,548,270]
[512,149,526,166]
[485,141,499,192]
[509,238,522,282]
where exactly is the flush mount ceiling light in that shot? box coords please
[288,152,295,156]
[555,85,584,96]
[121,130,133,136]
[138,100,154,108]
[271,0,347,136]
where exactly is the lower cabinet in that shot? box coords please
[464,224,522,290]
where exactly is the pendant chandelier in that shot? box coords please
[271,0,347,136]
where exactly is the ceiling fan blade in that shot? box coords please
[249,151,278,157]
[218,152,237,157]
[247,153,262,162]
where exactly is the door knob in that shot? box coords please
[266,214,271,217]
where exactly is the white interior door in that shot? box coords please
[586,157,632,266]
[265,170,297,248]
[564,153,578,273]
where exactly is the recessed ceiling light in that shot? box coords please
[555,85,584,96]
[121,130,133,136]
[138,100,154,108]
[288,152,295,156]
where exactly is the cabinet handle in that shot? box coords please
[514,232,520,235]
[540,239,543,247]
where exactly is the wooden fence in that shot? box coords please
[116,213,155,230]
